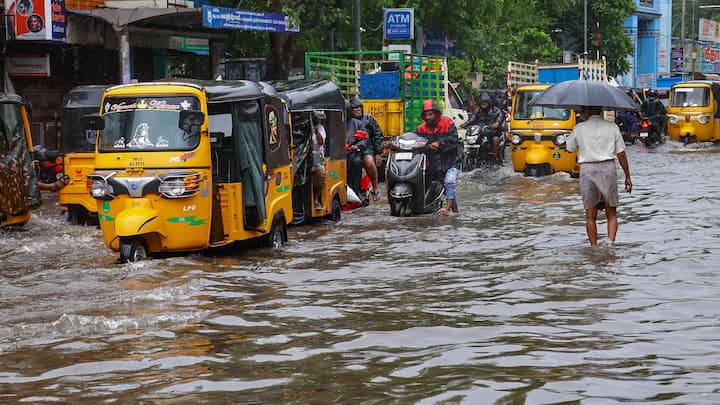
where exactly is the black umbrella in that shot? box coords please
[528,79,639,111]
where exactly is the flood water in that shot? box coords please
[2,142,720,403]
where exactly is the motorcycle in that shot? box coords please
[346,129,370,207]
[616,111,638,144]
[386,132,445,217]
[32,145,65,183]
[639,116,664,147]
[462,124,506,171]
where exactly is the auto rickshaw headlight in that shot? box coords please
[90,179,113,199]
[159,173,201,198]
[511,134,522,145]
[698,115,709,124]
[553,133,567,145]
[668,115,678,124]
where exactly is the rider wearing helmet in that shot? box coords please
[415,99,461,215]
[641,89,667,137]
[461,92,504,164]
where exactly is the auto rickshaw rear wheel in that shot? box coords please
[262,218,286,248]
[119,238,148,263]
[328,198,342,223]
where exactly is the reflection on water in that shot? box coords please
[2,143,720,402]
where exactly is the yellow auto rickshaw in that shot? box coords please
[0,93,41,227]
[57,85,111,225]
[508,84,579,177]
[272,80,347,223]
[666,81,720,144]
[84,80,293,262]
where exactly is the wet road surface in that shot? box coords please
[2,142,720,403]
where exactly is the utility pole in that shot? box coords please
[584,0,588,59]
[682,0,686,74]
[354,0,361,53]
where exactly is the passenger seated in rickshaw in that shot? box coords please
[311,111,327,209]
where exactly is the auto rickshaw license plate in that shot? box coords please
[640,132,648,138]
[396,152,413,160]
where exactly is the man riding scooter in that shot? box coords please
[460,92,504,165]
[641,89,667,141]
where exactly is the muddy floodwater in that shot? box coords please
[2,142,720,403]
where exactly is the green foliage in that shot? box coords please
[216,0,637,82]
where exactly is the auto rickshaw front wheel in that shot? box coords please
[119,238,148,263]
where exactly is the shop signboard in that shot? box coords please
[4,0,65,41]
[4,54,51,77]
[202,5,299,33]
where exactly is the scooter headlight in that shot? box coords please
[511,134,522,145]
[553,133,567,145]
[159,172,201,198]
[87,173,116,200]
[398,138,418,150]
[698,115,709,124]
[667,115,678,124]
[466,134,479,144]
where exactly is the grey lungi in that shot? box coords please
[579,160,618,210]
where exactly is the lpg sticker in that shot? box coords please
[169,151,196,163]
[553,152,561,160]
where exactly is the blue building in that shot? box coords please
[617,0,673,89]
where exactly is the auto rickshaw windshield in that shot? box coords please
[670,87,710,107]
[98,95,201,152]
[515,90,570,120]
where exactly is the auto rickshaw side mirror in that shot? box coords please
[24,101,33,119]
[179,109,205,135]
[80,114,105,130]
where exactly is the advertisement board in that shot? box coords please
[4,0,66,41]
[202,5,299,33]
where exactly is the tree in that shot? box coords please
[217,0,635,82]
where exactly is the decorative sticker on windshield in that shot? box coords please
[128,123,154,148]
[104,98,194,113]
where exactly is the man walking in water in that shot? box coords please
[567,106,632,246]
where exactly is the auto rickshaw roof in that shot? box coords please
[106,79,279,103]
[671,80,718,88]
[62,85,113,109]
[270,80,345,112]
[0,93,25,105]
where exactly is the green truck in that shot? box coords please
[305,51,467,147]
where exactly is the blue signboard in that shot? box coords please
[422,30,454,56]
[384,8,413,40]
[202,5,299,33]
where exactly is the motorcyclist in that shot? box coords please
[346,100,369,206]
[349,97,384,201]
[641,89,667,137]
[415,99,461,215]
[460,92,504,164]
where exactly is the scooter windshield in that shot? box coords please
[98,96,201,152]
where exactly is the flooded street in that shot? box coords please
[2,142,720,403]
